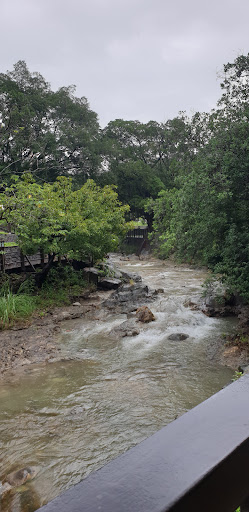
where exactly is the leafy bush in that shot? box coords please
[42,265,87,290]
[36,265,90,309]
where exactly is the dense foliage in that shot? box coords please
[98,116,193,225]
[148,54,249,301]
[0,175,130,269]
[0,61,100,183]
[1,56,249,300]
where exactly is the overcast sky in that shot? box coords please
[1,0,249,127]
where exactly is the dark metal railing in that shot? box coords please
[126,226,148,239]
[39,374,249,512]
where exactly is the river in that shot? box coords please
[0,256,236,511]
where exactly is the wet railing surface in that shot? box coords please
[39,374,249,512]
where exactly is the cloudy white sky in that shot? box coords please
[1,0,249,127]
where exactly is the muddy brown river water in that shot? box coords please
[0,256,236,511]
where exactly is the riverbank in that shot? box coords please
[0,255,248,381]
[201,300,249,371]
[0,289,111,379]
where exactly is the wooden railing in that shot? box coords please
[39,374,249,512]
[0,239,48,272]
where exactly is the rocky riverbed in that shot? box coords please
[0,255,247,511]
[0,256,249,381]
[0,260,161,379]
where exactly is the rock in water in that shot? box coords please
[103,283,152,313]
[136,306,155,323]
[168,333,189,341]
[109,319,140,338]
[120,271,142,283]
[4,466,39,487]
[153,288,164,295]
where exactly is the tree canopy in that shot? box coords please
[0,175,130,265]
[149,53,249,301]
[0,61,100,183]
[1,56,249,300]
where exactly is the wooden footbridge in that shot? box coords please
[0,227,150,271]
[0,244,52,272]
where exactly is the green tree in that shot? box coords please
[109,160,164,226]
[99,116,193,222]
[150,53,249,301]
[0,61,100,183]
[0,175,130,284]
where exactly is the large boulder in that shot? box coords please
[136,306,155,323]
[97,262,123,280]
[109,319,140,338]
[120,271,142,283]
[97,261,142,284]
[98,278,122,290]
[201,279,240,317]
[103,283,152,313]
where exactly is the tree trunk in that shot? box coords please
[40,249,45,268]
[144,211,153,232]
[20,251,25,272]
[34,253,55,288]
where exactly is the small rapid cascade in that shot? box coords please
[0,256,235,512]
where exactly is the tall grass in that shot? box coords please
[0,265,91,328]
[0,284,36,329]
